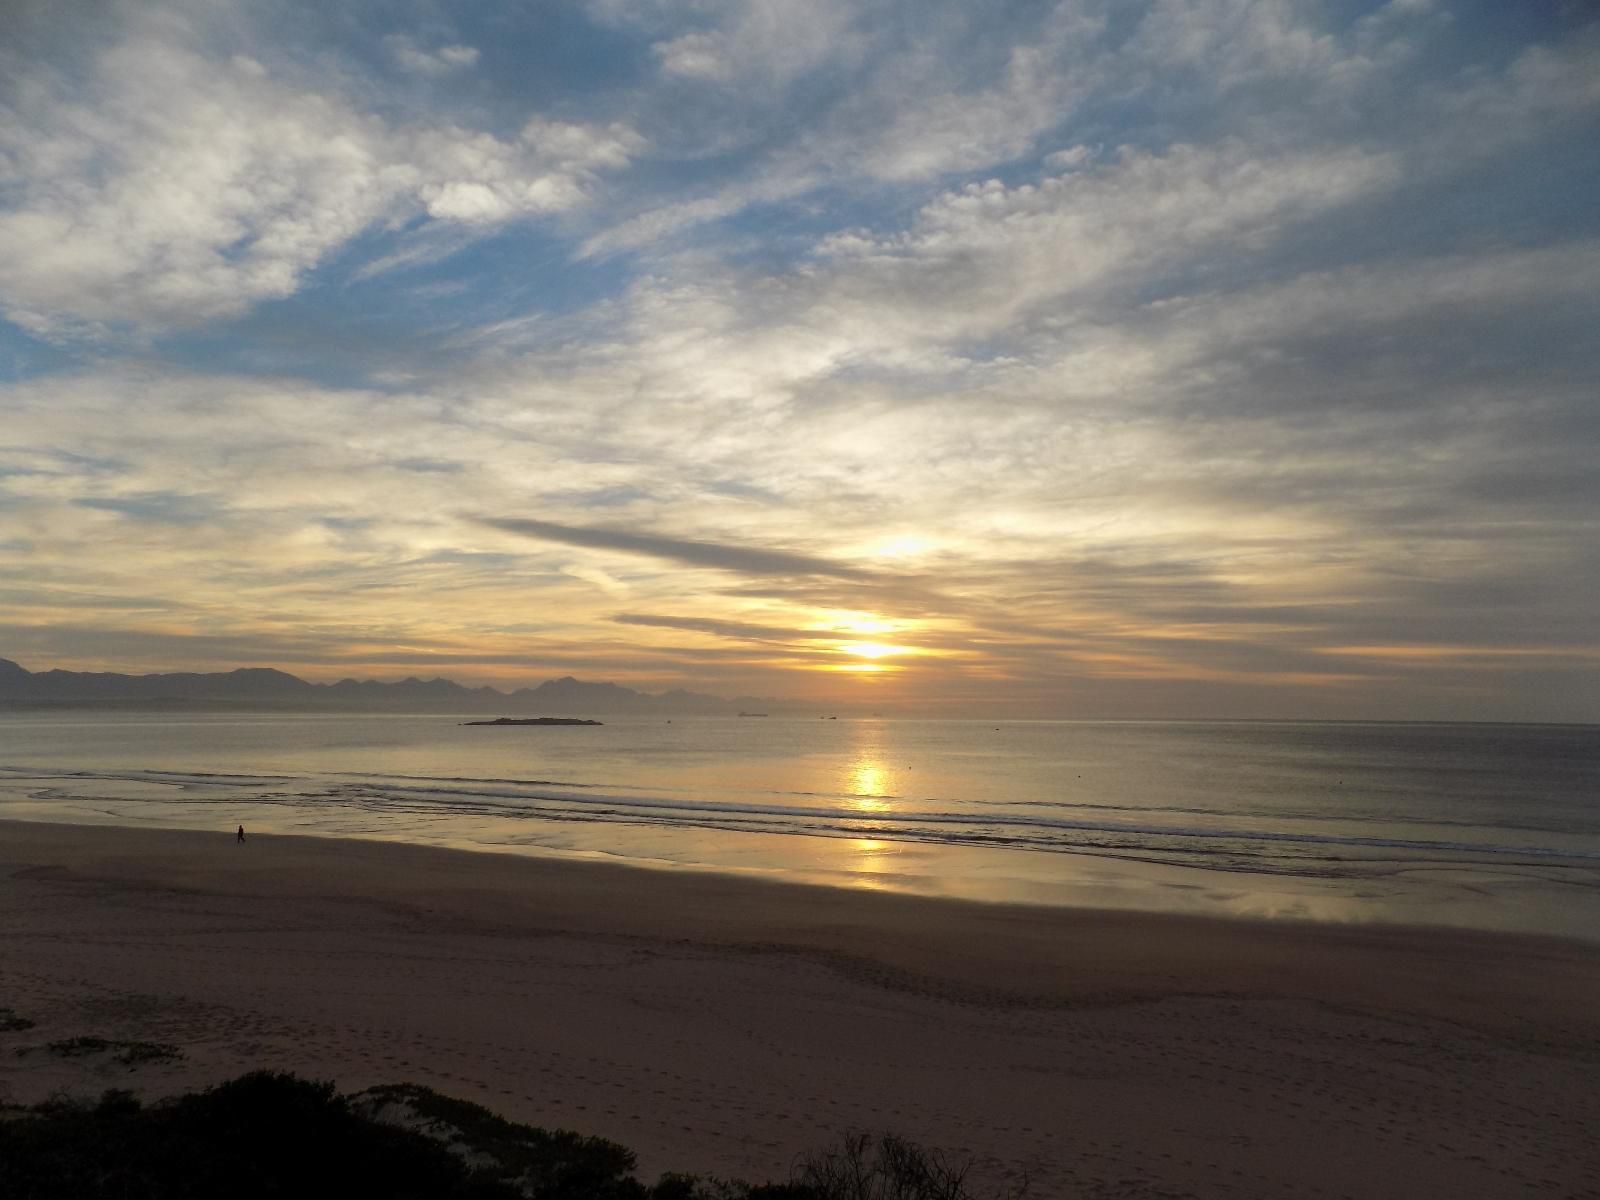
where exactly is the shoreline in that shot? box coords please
[5,817,1598,1020]
[4,818,1599,1196]
[6,771,1597,942]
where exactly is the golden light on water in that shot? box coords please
[850,760,889,810]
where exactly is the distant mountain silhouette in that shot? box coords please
[0,659,782,715]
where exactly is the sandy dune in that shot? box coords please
[2,820,1597,1198]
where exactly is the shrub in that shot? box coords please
[791,1132,1020,1200]
[357,1082,646,1199]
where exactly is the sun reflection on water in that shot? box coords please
[850,760,889,810]
[839,723,900,884]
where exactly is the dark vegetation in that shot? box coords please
[0,1073,1022,1200]
[0,1075,513,1200]
[0,1008,35,1032]
[789,1134,995,1200]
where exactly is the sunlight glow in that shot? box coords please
[870,535,934,559]
[818,611,901,636]
[838,641,910,659]
[839,619,895,635]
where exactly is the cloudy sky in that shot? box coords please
[1,0,1596,719]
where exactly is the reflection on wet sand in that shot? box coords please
[849,837,897,890]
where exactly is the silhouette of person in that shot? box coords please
[236,825,246,843]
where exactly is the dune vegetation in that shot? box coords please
[0,1071,1018,1199]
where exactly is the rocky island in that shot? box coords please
[461,717,603,727]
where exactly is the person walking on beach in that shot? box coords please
[236,824,246,843]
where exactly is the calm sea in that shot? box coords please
[2,713,1597,939]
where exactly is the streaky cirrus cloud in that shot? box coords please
[615,613,870,644]
[476,517,877,580]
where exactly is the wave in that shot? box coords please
[5,762,1597,875]
[356,784,1600,865]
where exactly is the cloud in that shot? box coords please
[385,36,480,75]
[73,492,218,525]
[580,0,1440,257]
[615,612,841,643]
[476,517,876,579]
[650,0,862,85]
[0,17,641,336]
[802,140,1401,346]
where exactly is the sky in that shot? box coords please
[0,0,1597,720]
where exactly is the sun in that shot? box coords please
[839,641,898,659]
[805,614,924,673]
[870,535,934,559]
[824,612,898,636]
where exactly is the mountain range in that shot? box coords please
[0,658,784,715]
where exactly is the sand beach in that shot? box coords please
[2,819,1597,1198]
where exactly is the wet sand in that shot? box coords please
[2,819,1597,1197]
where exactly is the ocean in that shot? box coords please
[2,712,1596,939]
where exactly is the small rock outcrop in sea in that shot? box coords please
[461,717,603,726]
